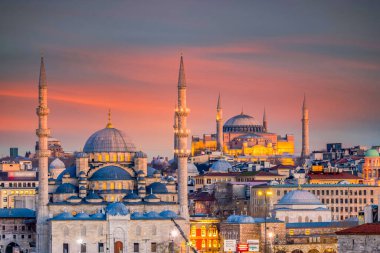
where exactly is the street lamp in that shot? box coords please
[258,190,272,253]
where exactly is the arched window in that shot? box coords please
[152,225,157,236]
[298,216,302,222]
[318,216,322,222]
[191,226,196,237]
[201,226,206,237]
[98,224,103,236]
[98,154,102,162]
[305,216,309,222]
[201,239,206,248]
[102,182,106,190]
[110,182,115,190]
[136,225,141,236]
[80,225,86,237]
[105,154,110,162]
[62,226,69,237]
[285,216,289,223]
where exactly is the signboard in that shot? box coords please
[237,243,249,252]
[224,239,237,252]
[247,239,259,252]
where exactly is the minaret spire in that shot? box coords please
[175,55,190,220]
[36,56,50,253]
[216,93,223,152]
[106,109,113,128]
[301,94,310,159]
[263,107,268,132]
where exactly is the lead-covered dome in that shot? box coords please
[365,149,379,158]
[224,113,258,127]
[83,127,136,153]
[210,160,232,173]
[278,190,322,205]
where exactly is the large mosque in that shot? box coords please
[35,56,191,253]
[191,94,295,159]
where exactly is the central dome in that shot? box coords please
[83,127,136,153]
[278,190,322,205]
[224,113,258,127]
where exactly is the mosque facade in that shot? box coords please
[35,56,190,253]
[191,95,295,159]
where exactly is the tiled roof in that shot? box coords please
[196,172,240,177]
[308,172,362,180]
[254,184,377,188]
[336,223,380,235]
[0,208,35,218]
[287,221,357,229]
[270,164,296,170]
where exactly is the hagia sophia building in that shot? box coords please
[190,94,297,163]
[35,56,191,253]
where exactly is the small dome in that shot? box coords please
[278,190,322,205]
[147,167,157,177]
[144,194,160,202]
[365,149,379,157]
[106,202,129,216]
[131,212,144,219]
[224,113,258,127]
[86,191,102,200]
[49,158,65,170]
[146,182,168,194]
[210,160,232,173]
[144,211,161,219]
[83,127,136,153]
[135,151,147,158]
[187,163,199,175]
[89,166,133,181]
[76,152,88,158]
[75,212,90,219]
[55,183,78,194]
[90,212,105,219]
[237,215,255,223]
[137,170,144,175]
[53,212,73,220]
[226,215,241,223]
[123,192,140,200]
[160,210,178,218]
[56,165,76,181]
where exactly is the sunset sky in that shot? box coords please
[1,1,379,159]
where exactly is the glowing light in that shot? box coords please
[77,238,83,244]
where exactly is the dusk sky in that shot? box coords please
[1,1,379,159]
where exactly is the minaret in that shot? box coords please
[175,55,190,219]
[173,106,179,160]
[263,107,268,133]
[216,93,223,152]
[36,57,50,253]
[301,95,310,158]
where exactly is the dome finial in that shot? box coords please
[297,180,302,190]
[106,109,113,128]
[241,105,244,115]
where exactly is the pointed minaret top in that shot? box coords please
[263,107,267,121]
[303,94,307,110]
[106,109,113,128]
[178,55,186,88]
[39,57,47,88]
[217,93,222,109]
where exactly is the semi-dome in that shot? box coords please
[52,212,73,220]
[224,113,258,127]
[159,210,178,218]
[106,202,129,216]
[278,190,322,205]
[89,166,133,181]
[49,158,65,170]
[83,127,136,153]
[210,160,232,173]
[75,212,91,219]
[55,183,78,194]
[365,149,379,157]
[146,182,168,194]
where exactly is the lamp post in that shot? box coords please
[268,232,273,253]
[258,190,272,253]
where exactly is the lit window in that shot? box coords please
[201,226,206,237]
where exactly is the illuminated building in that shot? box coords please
[307,172,363,185]
[362,148,380,185]
[191,95,295,161]
[189,217,221,253]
